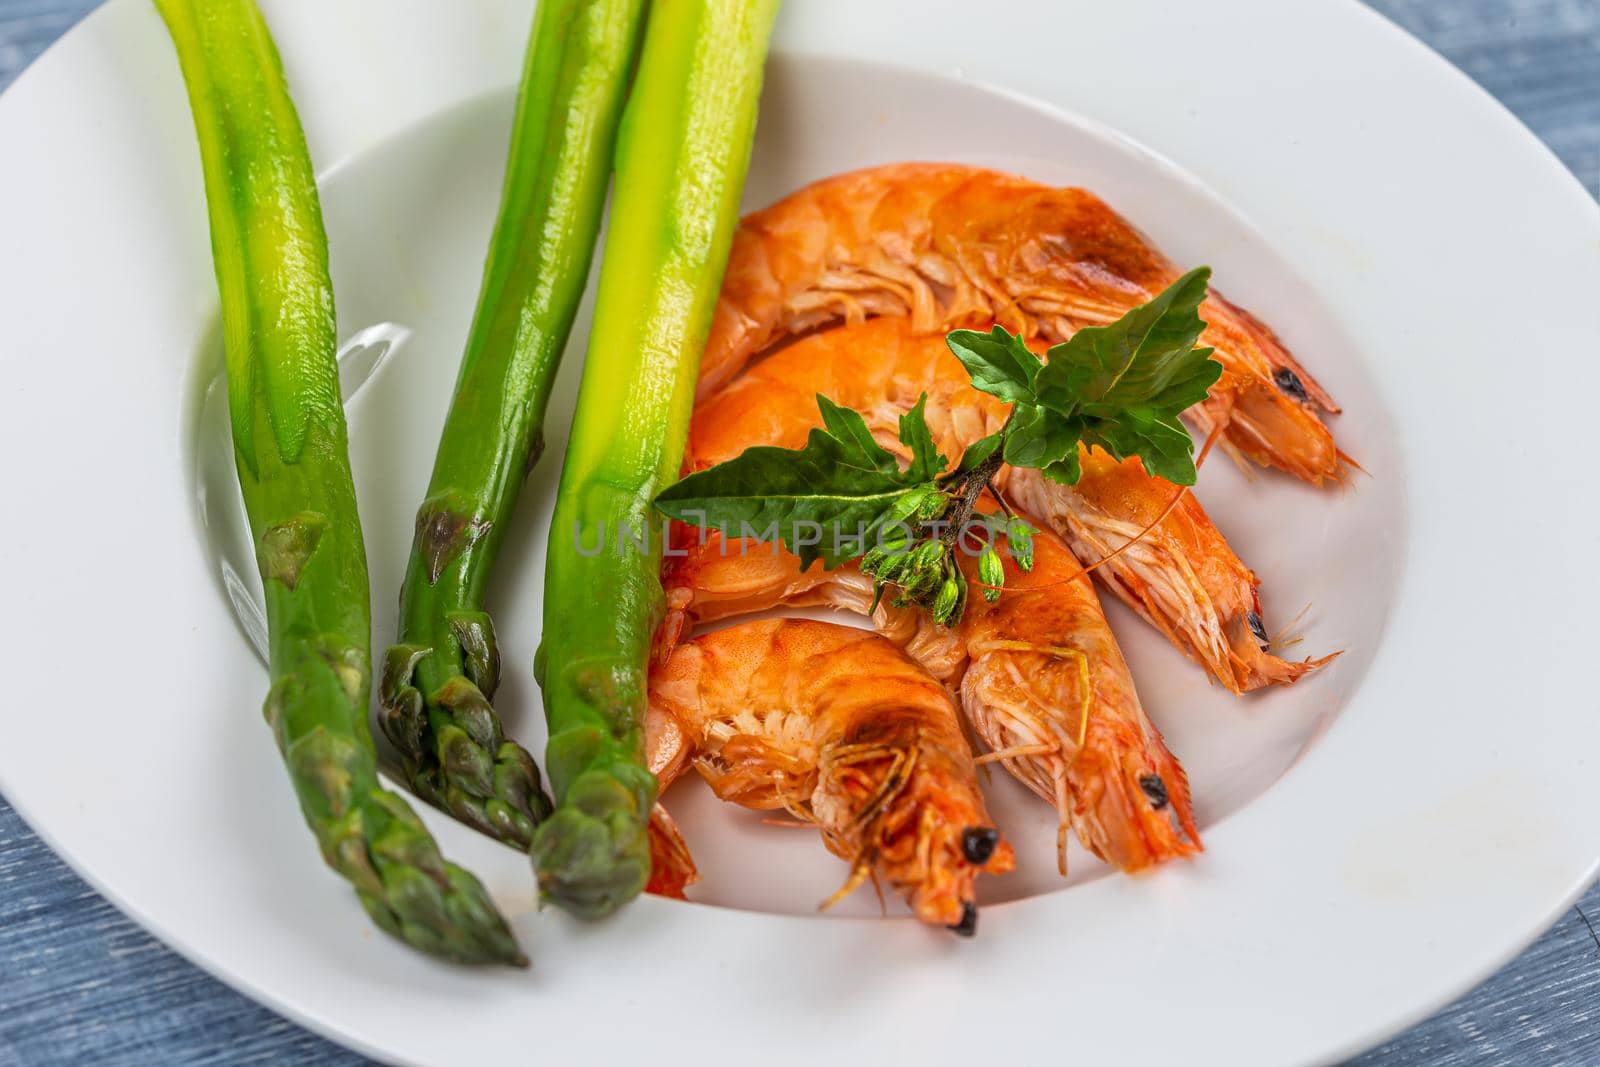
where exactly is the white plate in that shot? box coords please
[0,1,1596,1064]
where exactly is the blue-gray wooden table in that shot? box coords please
[2,1,1597,1063]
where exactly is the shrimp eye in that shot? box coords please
[947,900,978,937]
[1273,367,1309,402]
[1139,774,1170,810]
[1246,610,1270,650]
[961,826,1000,865]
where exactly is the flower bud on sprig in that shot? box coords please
[978,546,1005,603]
[932,565,968,625]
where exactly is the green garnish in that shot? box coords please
[653,395,948,570]
[947,265,1219,485]
[654,267,1221,624]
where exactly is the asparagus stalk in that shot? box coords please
[154,0,524,965]
[533,0,780,918]
[380,0,646,850]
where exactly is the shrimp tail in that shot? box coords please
[653,522,705,667]
[645,803,699,899]
[1228,616,1341,691]
[1148,722,1201,852]
[1227,616,1343,688]
[654,586,693,668]
[1226,595,1343,690]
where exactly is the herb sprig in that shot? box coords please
[655,267,1221,625]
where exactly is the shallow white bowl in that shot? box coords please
[0,1,1595,1064]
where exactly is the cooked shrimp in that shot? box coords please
[956,527,1200,872]
[702,163,1342,483]
[689,316,1330,693]
[646,619,1014,931]
[659,527,1200,873]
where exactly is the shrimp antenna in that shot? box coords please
[1195,420,1225,468]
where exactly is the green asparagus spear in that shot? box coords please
[533,0,780,918]
[154,0,524,966]
[379,0,646,851]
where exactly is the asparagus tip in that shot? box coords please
[338,789,530,967]
[530,775,653,919]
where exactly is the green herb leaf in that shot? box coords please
[1033,267,1217,416]
[952,432,1003,477]
[897,394,947,483]
[815,394,901,476]
[1040,448,1083,485]
[654,394,945,569]
[1079,408,1200,485]
[992,266,1222,485]
[1002,403,1081,471]
[945,325,1042,405]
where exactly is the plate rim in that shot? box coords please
[1,1,1597,1064]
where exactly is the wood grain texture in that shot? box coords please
[0,1,1595,1064]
